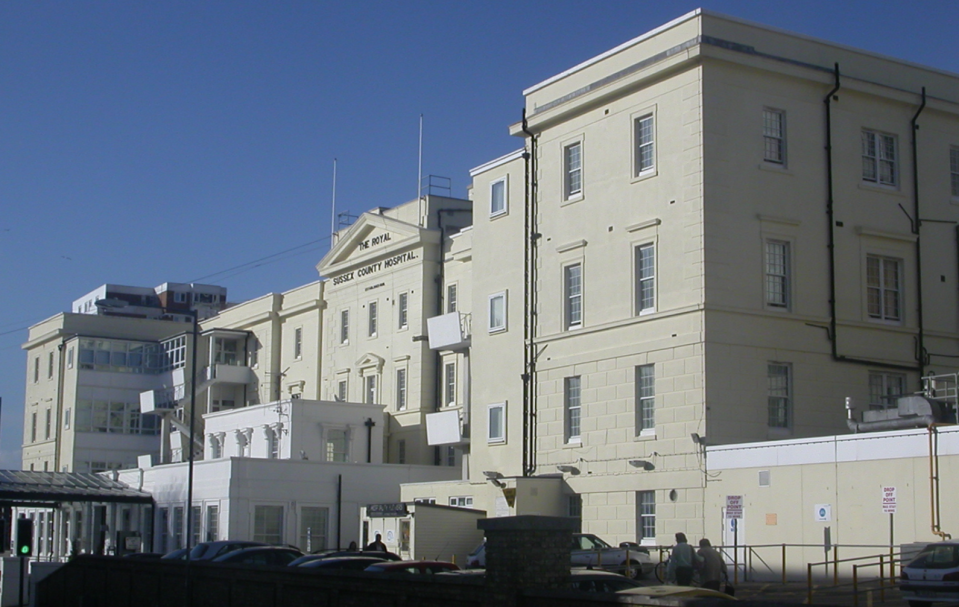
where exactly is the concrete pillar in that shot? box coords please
[478,515,577,607]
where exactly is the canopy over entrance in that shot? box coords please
[0,470,152,508]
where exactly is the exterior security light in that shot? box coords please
[629,460,655,471]
[556,465,580,475]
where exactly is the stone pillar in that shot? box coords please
[479,515,576,607]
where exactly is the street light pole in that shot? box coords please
[185,308,199,558]
[184,308,199,607]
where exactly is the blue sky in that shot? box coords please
[1,0,957,469]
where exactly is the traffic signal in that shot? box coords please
[15,518,33,557]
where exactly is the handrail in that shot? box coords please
[807,549,908,604]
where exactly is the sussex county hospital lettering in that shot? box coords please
[331,250,418,286]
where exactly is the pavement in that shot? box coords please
[733,579,908,607]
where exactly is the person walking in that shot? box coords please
[666,532,702,585]
[697,538,729,592]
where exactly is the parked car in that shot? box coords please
[212,545,303,566]
[166,540,267,561]
[618,585,737,602]
[123,552,164,559]
[160,548,189,560]
[297,556,390,571]
[364,560,460,574]
[900,541,959,607]
[571,534,652,578]
[570,568,649,593]
[467,535,652,578]
[291,550,402,566]
[441,567,647,593]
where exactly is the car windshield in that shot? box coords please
[910,544,959,569]
[576,535,612,550]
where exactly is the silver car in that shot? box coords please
[900,542,959,607]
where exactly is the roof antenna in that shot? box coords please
[417,114,424,225]
[330,158,338,248]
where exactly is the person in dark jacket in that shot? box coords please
[365,533,387,552]
[666,532,702,585]
[698,538,728,591]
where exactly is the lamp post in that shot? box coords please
[185,307,199,560]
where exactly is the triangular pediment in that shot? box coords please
[355,352,385,371]
[317,212,435,277]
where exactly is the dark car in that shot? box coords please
[212,545,303,566]
[298,556,389,571]
[440,567,647,593]
[364,560,459,574]
[161,540,268,562]
[289,550,401,567]
[160,548,189,560]
[570,569,648,593]
[900,541,959,607]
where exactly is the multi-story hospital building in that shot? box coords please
[19,9,959,561]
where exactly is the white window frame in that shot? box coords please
[293,327,303,360]
[866,255,902,322]
[633,112,655,177]
[488,291,507,333]
[763,108,786,165]
[565,376,582,444]
[636,364,655,435]
[449,496,473,508]
[637,490,656,544]
[764,239,790,309]
[326,428,349,462]
[252,505,284,545]
[861,129,898,187]
[564,263,583,330]
[365,374,378,404]
[635,243,656,315]
[396,368,407,411]
[398,292,409,330]
[767,362,792,430]
[447,283,458,313]
[563,140,583,201]
[340,309,350,344]
[490,175,508,217]
[368,301,378,337]
[336,378,348,402]
[299,506,329,553]
[488,402,506,444]
[869,371,906,411]
[444,361,456,407]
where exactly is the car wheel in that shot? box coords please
[626,560,645,580]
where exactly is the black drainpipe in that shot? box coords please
[521,109,539,477]
[911,87,927,380]
[364,418,375,463]
[336,474,342,549]
[823,63,919,373]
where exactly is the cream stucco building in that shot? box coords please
[18,9,959,560]
[402,8,959,549]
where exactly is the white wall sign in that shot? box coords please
[725,495,743,519]
[814,504,832,522]
[882,486,897,514]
